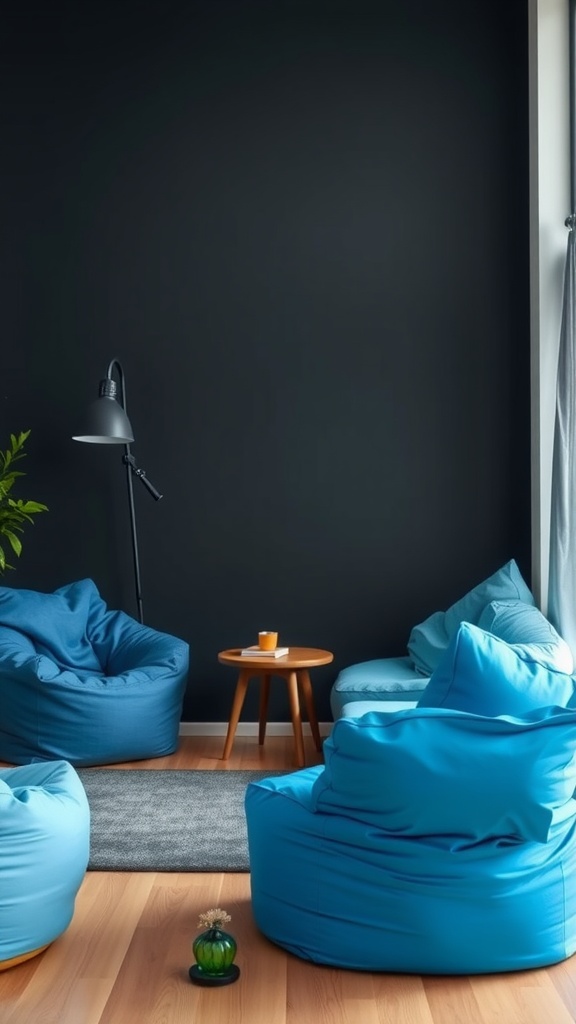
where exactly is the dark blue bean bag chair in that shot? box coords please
[246,622,576,973]
[0,579,189,766]
[0,759,89,969]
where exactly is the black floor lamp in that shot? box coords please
[72,358,162,624]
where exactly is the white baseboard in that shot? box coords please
[179,721,333,737]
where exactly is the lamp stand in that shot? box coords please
[123,443,144,624]
[73,357,163,626]
[122,450,163,624]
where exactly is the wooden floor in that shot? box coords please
[2,735,576,1024]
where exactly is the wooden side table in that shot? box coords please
[219,647,334,768]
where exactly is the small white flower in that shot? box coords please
[197,908,232,930]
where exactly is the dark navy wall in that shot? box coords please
[2,1,530,721]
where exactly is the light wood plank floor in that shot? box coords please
[2,736,576,1024]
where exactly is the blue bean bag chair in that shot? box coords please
[0,579,189,766]
[0,759,89,969]
[246,623,576,973]
[330,559,568,718]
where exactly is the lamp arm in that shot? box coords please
[106,357,124,389]
[123,453,163,501]
[107,359,162,500]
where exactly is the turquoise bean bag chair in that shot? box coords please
[330,559,573,719]
[0,579,189,766]
[246,622,576,973]
[0,759,89,969]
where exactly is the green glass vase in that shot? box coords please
[190,927,240,986]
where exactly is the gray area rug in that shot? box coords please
[77,769,285,872]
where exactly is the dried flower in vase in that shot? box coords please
[190,908,239,986]
[197,908,232,930]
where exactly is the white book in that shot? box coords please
[240,646,289,658]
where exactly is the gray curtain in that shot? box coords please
[549,0,576,654]
[548,223,576,656]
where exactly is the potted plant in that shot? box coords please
[0,430,48,574]
[189,908,239,985]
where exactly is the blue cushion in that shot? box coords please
[330,656,429,718]
[407,559,534,675]
[0,579,108,672]
[311,705,576,843]
[478,599,573,673]
[417,622,576,717]
[340,699,418,717]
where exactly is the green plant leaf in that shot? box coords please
[17,500,48,514]
[4,530,22,556]
[0,429,47,576]
[0,472,26,498]
[2,514,19,527]
[1,471,26,482]
[11,431,29,452]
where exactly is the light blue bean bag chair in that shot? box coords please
[330,558,573,718]
[246,622,576,973]
[0,759,89,969]
[0,579,189,766]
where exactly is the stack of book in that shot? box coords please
[240,645,289,658]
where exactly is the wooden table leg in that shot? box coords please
[297,669,322,752]
[258,674,271,745]
[222,668,252,760]
[286,670,305,768]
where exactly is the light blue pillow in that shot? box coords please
[407,559,534,675]
[417,622,576,716]
[311,705,576,843]
[477,599,573,674]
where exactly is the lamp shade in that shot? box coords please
[72,385,134,445]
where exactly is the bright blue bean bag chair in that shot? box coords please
[0,579,189,766]
[330,559,573,718]
[246,622,576,973]
[0,759,89,969]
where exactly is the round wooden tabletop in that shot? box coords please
[218,646,334,669]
